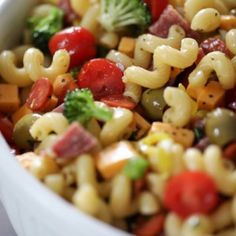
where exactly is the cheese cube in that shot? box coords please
[149,122,194,148]
[118,37,136,57]
[0,84,20,113]
[197,81,225,110]
[96,141,138,179]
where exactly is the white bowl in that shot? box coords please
[0,1,128,235]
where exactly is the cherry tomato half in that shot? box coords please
[49,26,96,68]
[164,171,219,218]
[26,78,53,112]
[78,58,125,100]
[101,95,136,110]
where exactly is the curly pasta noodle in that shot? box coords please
[184,0,229,22]
[226,29,236,55]
[124,38,198,89]
[100,107,133,146]
[30,112,69,141]
[107,25,185,70]
[188,52,236,89]
[163,87,193,127]
[165,199,235,236]
[0,50,32,87]
[24,48,70,82]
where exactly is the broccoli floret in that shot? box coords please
[99,0,151,33]
[27,7,63,52]
[64,89,113,125]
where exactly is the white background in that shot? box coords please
[0,201,17,236]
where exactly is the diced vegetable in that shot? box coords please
[64,89,112,125]
[123,156,148,180]
[99,0,151,33]
[0,84,20,113]
[96,141,138,179]
[27,6,64,52]
[164,171,219,218]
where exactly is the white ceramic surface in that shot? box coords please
[0,1,128,235]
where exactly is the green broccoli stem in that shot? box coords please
[92,107,113,123]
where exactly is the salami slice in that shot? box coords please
[149,5,199,40]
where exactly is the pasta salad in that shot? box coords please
[1,0,236,235]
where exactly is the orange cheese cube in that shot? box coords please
[197,81,225,110]
[96,141,138,179]
[11,104,32,124]
[118,37,136,57]
[0,84,20,113]
[186,84,203,100]
[149,122,194,148]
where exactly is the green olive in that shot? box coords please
[13,113,41,149]
[141,88,166,120]
[205,108,236,146]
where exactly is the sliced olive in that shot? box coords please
[205,108,236,146]
[13,113,41,149]
[141,88,166,121]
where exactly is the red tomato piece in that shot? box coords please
[49,26,96,68]
[164,171,219,218]
[78,59,125,100]
[133,214,165,236]
[0,115,14,144]
[145,0,168,22]
[26,78,53,112]
[101,95,136,110]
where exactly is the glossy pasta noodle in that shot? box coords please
[1,0,236,235]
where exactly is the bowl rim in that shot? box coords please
[0,0,129,234]
[0,135,129,235]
